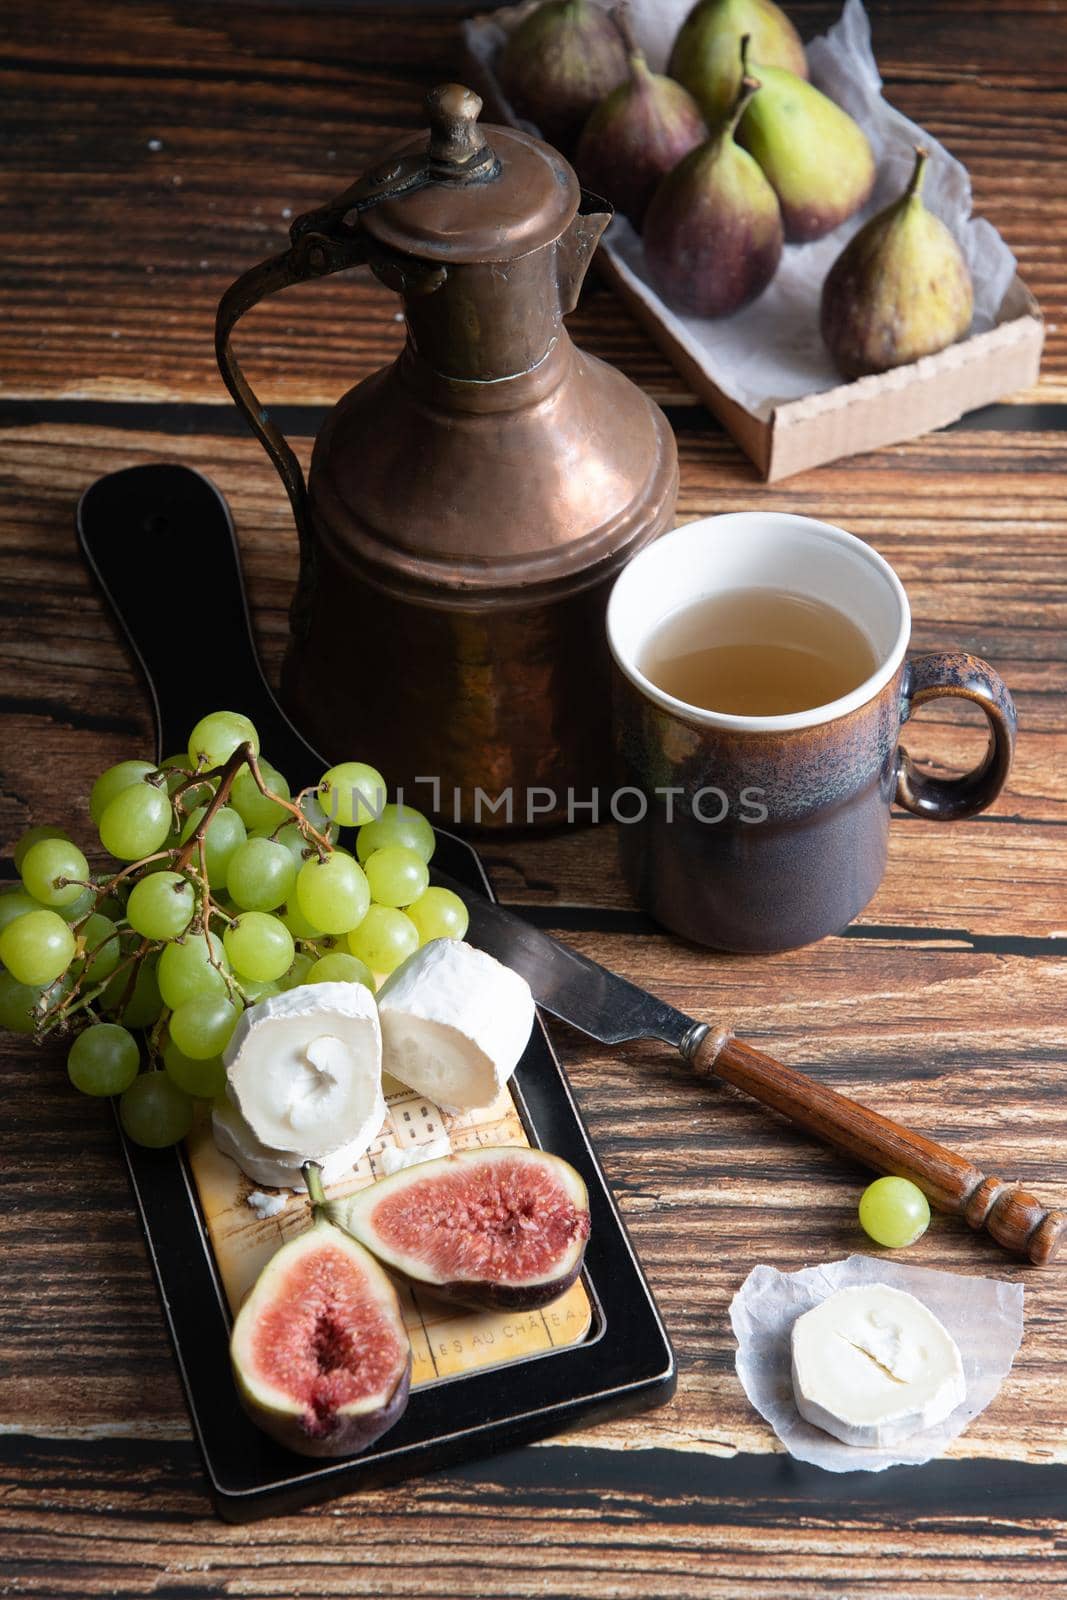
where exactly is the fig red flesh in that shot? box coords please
[231,1219,411,1458]
[335,1148,591,1311]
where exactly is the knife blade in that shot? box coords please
[437,871,1064,1266]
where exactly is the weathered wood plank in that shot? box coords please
[0,1437,1064,1599]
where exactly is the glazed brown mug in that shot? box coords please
[606,513,1016,953]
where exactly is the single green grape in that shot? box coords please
[226,837,297,913]
[229,760,291,832]
[89,760,157,826]
[307,951,375,990]
[363,845,430,909]
[0,970,43,1034]
[858,1175,931,1249]
[20,837,89,908]
[0,886,40,935]
[318,761,386,829]
[67,1023,140,1096]
[79,912,121,984]
[101,953,163,1029]
[187,711,259,771]
[223,912,295,983]
[169,993,242,1060]
[57,886,97,924]
[356,803,435,865]
[347,905,418,975]
[126,871,195,941]
[119,1072,193,1148]
[163,1039,226,1098]
[99,781,172,861]
[0,908,76,986]
[157,931,231,1009]
[279,896,325,941]
[278,950,316,991]
[179,804,246,887]
[406,886,469,944]
[296,853,370,934]
[13,825,68,873]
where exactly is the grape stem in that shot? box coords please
[31,742,333,1043]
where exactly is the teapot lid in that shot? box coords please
[359,84,581,265]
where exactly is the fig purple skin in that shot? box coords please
[499,0,629,154]
[574,41,707,226]
[642,75,783,318]
[333,1147,592,1313]
[231,1209,412,1459]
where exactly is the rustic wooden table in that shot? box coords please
[2,1,1066,1593]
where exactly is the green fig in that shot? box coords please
[668,0,807,128]
[820,148,974,378]
[736,51,875,242]
[499,0,629,155]
[575,6,707,225]
[642,73,783,318]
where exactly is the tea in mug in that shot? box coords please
[639,588,879,716]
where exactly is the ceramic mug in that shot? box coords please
[606,512,1016,953]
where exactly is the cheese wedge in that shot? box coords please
[791,1283,966,1448]
[223,982,384,1161]
[376,939,535,1112]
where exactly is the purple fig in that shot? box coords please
[499,0,629,154]
[642,71,783,318]
[574,6,707,226]
[821,147,974,378]
[230,1163,411,1458]
[330,1147,591,1312]
[669,0,807,128]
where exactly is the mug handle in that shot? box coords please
[896,652,1017,820]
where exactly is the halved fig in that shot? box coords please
[332,1147,591,1311]
[231,1163,411,1458]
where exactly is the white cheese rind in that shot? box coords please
[212,1099,375,1190]
[791,1283,966,1448]
[376,939,535,1112]
[223,981,384,1158]
[378,1133,453,1177]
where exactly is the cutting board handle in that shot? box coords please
[75,462,329,770]
[693,1030,1064,1264]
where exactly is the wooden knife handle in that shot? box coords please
[691,1029,1065,1265]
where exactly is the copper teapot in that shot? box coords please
[216,85,677,828]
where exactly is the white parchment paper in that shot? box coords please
[729,1254,1024,1472]
[464,0,1018,419]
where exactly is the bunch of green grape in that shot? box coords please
[0,710,467,1149]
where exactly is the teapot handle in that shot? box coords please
[214,156,437,634]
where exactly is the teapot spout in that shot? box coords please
[557,191,612,314]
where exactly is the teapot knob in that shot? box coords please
[426,84,494,176]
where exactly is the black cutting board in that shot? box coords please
[75,463,675,1522]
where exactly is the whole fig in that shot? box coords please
[736,47,875,242]
[669,0,807,128]
[642,72,783,318]
[575,7,707,225]
[499,0,628,154]
[821,147,974,378]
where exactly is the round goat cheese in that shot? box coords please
[376,938,535,1111]
[791,1282,966,1448]
[223,981,384,1160]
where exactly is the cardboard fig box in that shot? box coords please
[464,0,1044,481]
